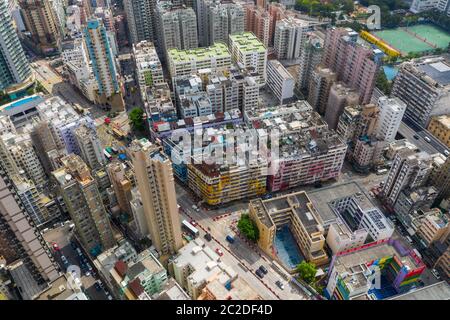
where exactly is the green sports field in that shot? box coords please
[373,24,450,55]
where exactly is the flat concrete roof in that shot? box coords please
[389,281,450,300]
[308,182,373,227]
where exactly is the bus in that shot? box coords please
[104,150,112,160]
[182,220,199,237]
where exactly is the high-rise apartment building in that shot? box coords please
[229,32,267,84]
[18,0,61,54]
[382,150,434,205]
[73,124,105,171]
[324,82,359,130]
[322,27,379,104]
[107,161,133,216]
[130,139,183,256]
[84,19,124,110]
[266,59,294,103]
[375,96,407,143]
[123,0,156,44]
[52,154,115,256]
[307,65,336,115]
[2,132,47,188]
[0,0,33,97]
[208,0,245,45]
[243,4,271,47]
[297,31,324,91]
[392,56,450,127]
[156,1,198,56]
[0,164,59,286]
[273,16,319,60]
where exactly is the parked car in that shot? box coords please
[94,283,102,291]
[215,248,224,256]
[255,269,264,279]
[52,242,60,251]
[413,134,419,140]
[204,233,212,242]
[275,280,285,290]
[259,265,268,274]
[226,235,235,244]
[431,269,441,280]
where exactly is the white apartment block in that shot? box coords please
[376,96,406,143]
[36,96,96,154]
[208,1,245,45]
[266,60,295,103]
[326,220,368,255]
[392,56,450,127]
[2,132,47,188]
[437,0,450,15]
[273,17,317,60]
[410,0,440,13]
[382,150,434,204]
[156,1,198,55]
[229,32,267,84]
[410,0,450,15]
[132,41,164,103]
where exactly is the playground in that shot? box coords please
[373,24,450,55]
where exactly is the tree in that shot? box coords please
[237,214,260,242]
[376,70,392,95]
[297,261,317,284]
[129,107,145,132]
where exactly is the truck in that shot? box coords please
[226,235,235,244]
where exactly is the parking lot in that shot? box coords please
[42,224,111,300]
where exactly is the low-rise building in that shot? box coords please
[169,239,238,299]
[325,238,426,300]
[249,191,328,269]
[198,276,262,300]
[308,182,394,254]
[109,249,168,300]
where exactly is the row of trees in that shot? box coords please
[295,0,354,18]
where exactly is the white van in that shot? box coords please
[424,136,431,143]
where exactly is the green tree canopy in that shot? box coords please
[237,214,260,242]
[297,261,317,284]
[129,107,145,132]
[376,70,392,95]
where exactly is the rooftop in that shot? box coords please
[229,32,266,54]
[333,238,424,295]
[308,182,374,226]
[261,191,322,234]
[168,43,231,63]
[172,239,236,286]
[431,114,450,129]
[268,60,295,80]
[388,281,450,300]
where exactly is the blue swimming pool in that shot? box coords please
[4,95,42,111]
[274,225,305,270]
[383,66,398,81]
